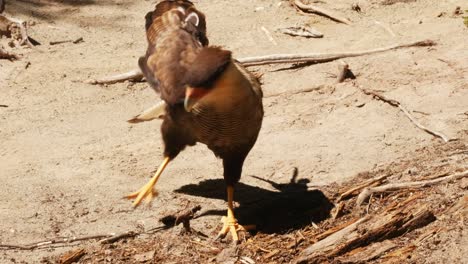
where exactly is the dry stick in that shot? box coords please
[50,37,83,45]
[337,174,391,202]
[356,170,468,206]
[100,231,138,244]
[85,39,435,85]
[238,39,435,66]
[0,230,150,250]
[360,88,451,142]
[294,0,352,25]
[265,84,325,98]
[84,68,144,85]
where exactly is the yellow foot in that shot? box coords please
[216,215,255,244]
[125,157,170,208]
[125,182,158,207]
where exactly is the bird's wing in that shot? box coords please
[139,0,209,96]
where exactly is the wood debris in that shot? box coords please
[293,0,352,25]
[277,26,323,38]
[356,170,468,206]
[59,248,86,264]
[159,205,202,232]
[295,201,436,263]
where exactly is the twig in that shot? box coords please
[85,39,435,84]
[359,88,451,142]
[265,85,326,98]
[0,235,110,250]
[84,68,144,85]
[278,26,323,38]
[356,170,468,206]
[331,201,345,220]
[100,231,138,244]
[0,104,9,107]
[337,173,391,202]
[260,26,277,45]
[294,0,352,25]
[50,37,83,45]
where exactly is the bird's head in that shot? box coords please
[183,47,232,112]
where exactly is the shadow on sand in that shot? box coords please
[175,168,333,234]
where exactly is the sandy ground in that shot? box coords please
[0,0,467,263]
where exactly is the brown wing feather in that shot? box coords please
[139,0,208,96]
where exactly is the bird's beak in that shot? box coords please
[184,87,207,112]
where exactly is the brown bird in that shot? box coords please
[126,0,263,242]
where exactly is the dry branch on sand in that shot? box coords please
[86,39,435,85]
[84,68,144,85]
[295,197,436,264]
[356,170,468,206]
[358,87,451,142]
[293,0,352,25]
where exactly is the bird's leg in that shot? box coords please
[125,157,170,207]
[216,185,255,243]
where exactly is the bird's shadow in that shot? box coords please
[175,168,333,234]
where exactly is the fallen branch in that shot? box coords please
[0,234,109,250]
[293,0,352,25]
[359,88,451,142]
[238,39,435,66]
[85,39,435,84]
[295,202,435,264]
[356,170,468,206]
[337,174,391,202]
[265,84,326,98]
[84,68,144,85]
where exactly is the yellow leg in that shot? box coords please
[125,157,170,208]
[217,186,255,243]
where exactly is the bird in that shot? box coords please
[126,0,264,243]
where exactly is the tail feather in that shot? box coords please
[128,101,167,123]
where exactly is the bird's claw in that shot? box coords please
[216,216,255,244]
[125,184,158,208]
